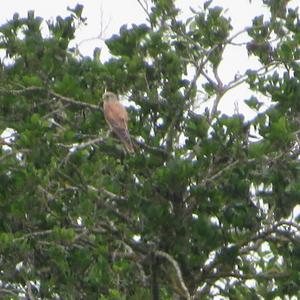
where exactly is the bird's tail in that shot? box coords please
[114,127,135,154]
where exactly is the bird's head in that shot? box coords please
[102,91,118,102]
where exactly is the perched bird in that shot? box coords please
[102,92,135,154]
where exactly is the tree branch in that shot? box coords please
[133,137,169,158]
[87,184,127,201]
[57,136,105,151]
[0,86,100,110]
[151,252,159,300]
[156,250,191,300]
[137,0,151,22]
[49,91,100,110]
[194,216,299,298]
[0,86,44,95]
[0,287,21,297]
[206,270,291,281]
[26,281,36,300]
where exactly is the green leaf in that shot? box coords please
[204,0,213,10]
[245,96,264,110]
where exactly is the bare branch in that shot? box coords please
[13,229,58,242]
[275,220,300,231]
[163,26,255,149]
[57,136,105,166]
[0,86,100,110]
[26,281,35,300]
[87,184,127,201]
[239,220,300,253]
[137,0,151,22]
[0,287,21,297]
[224,62,279,92]
[210,94,223,121]
[202,159,241,185]
[156,250,191,300]
[49,91,99,110]
[76,4,109,48]
[213,66,223,90]
[193,216,299,298]
[133,137,169,157]
[206,270,291,281]
[0,86,44,95]
[201,71,219,91]
[58,136,105,151]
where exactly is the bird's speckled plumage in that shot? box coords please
[103,92,134,154]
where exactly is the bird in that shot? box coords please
[102,91,135,154]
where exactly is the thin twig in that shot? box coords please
[137,0,151,22]
[163,27,250,149]
[225,62,279,92]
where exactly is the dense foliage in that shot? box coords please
[0,0,300,299]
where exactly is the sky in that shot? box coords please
[0,0,298,117]
[0,0,270,60]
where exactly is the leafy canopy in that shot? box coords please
[0,0,300,299]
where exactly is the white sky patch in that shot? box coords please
[150,127,155,137]
[132,174,140,185]
[156,117,164,127]
[15,261,24,271]
[210,216,219,226]
[245,279,257,289]
[292,205,300,220]
[192,213,198,220]
[135,135,145,144]
[178,132,186,147]
[69,143,79,153]
[119,96,140,110]
[1,127,18,152]
[77,217,83,226]
[1,127,17,141]
[132,234,141,242]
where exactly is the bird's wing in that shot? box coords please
[111,120,135,154]
[104,100,134,153]
[104,100,128,128]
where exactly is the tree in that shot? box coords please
[0,0,300,299]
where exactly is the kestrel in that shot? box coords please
[102,92,135,154]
